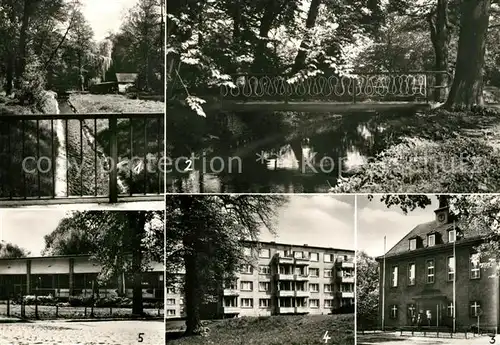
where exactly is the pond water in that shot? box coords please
[166,111,397,193]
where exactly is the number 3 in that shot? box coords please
[138,333,144,342]
[491,336,496,344]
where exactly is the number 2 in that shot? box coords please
[184,159,193,172]
[138,333,144,342]
[323,331,331,344]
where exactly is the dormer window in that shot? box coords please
[427,234,436,247]
[448,229,456,243]
[409,238,417,251]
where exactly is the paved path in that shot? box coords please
[0,320,163,345]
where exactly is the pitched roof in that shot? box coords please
[115,73,138,83]
[381,215,489,259]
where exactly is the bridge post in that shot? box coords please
[109,114,118,203]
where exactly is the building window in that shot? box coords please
[408,263,415,286]
[259,282,270,292]
[241,264,253,274]
[324,284,332,293]
[324,299,333,308]
[259,265,270,275]
[241,298,253,308]
[240,281,253,291]
[407,304,416,318]
[310,299,319,308]
[324,269,332,278]
[390,305,398,319]
[166,287,176,294]
[409,239,417,251]
[324,254,333,262]
[259,299,271,308]
[447,302,454,317]
[470,301,481,317]
[166,309,176,316]
[310,283,319,292]
[426,259,435,284]
[243,247,252,256]
[447,256,455,281]
[391,266,398,287]
[166,299,175,305]
[259,248,270,258]
[309,268,319,277]
[470,255,481,279]
[294,251,304,259]
[427,234,435,247]
[310,252,319,261]
[448,229,456,243]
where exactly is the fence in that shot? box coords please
[357,326,497,339]
[219,71,452,104]
[0,295,164,320]
[0,112,164,205]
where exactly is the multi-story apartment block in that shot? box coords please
[376,200,500,331]
[166,241,354,319]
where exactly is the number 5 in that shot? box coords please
[138,333,144,342]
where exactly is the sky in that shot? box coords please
[81,0,138,41]
[259,195,355,250]
[357,195,438,258]
[0,210,69,257]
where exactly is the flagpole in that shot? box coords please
[382,236,386,331]
[453,221,456,333]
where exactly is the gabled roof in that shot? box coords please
[379,218,488,260]
[115,73,138,83]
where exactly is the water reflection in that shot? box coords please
[167,112,391,193]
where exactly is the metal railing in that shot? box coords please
[0,112,164,205]
[220,71,452,103]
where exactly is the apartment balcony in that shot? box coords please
[224,307,241,314]
[295,307,309,314]
[223,289,240,296]
[278,307,296,314]
[294,290,310,298]
[337,276,355,284]
[335,259,354,268]
[276,273,295,280]
[337,291,354,298]
[294,274,309,281]
[278,290,295,297]
[294,257,310,265]
[277,255,294,264]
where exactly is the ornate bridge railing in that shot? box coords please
[0,112,164,206]
[220,71,452,103]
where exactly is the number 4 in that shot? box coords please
[323,331,331,344]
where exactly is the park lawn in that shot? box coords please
[69,94,164,114]
[168,314,354,345]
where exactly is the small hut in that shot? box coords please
[115,73,138,93]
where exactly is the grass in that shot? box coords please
[167,314,354,345]
[69,94,164,114]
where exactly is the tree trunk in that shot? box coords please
[444,0,491,109]
[291,0,321,74]
[182,197,203,335]
[428,0,450,102]
[252,0,280,73]
[130,212,146,316]
[15,0,34,89]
